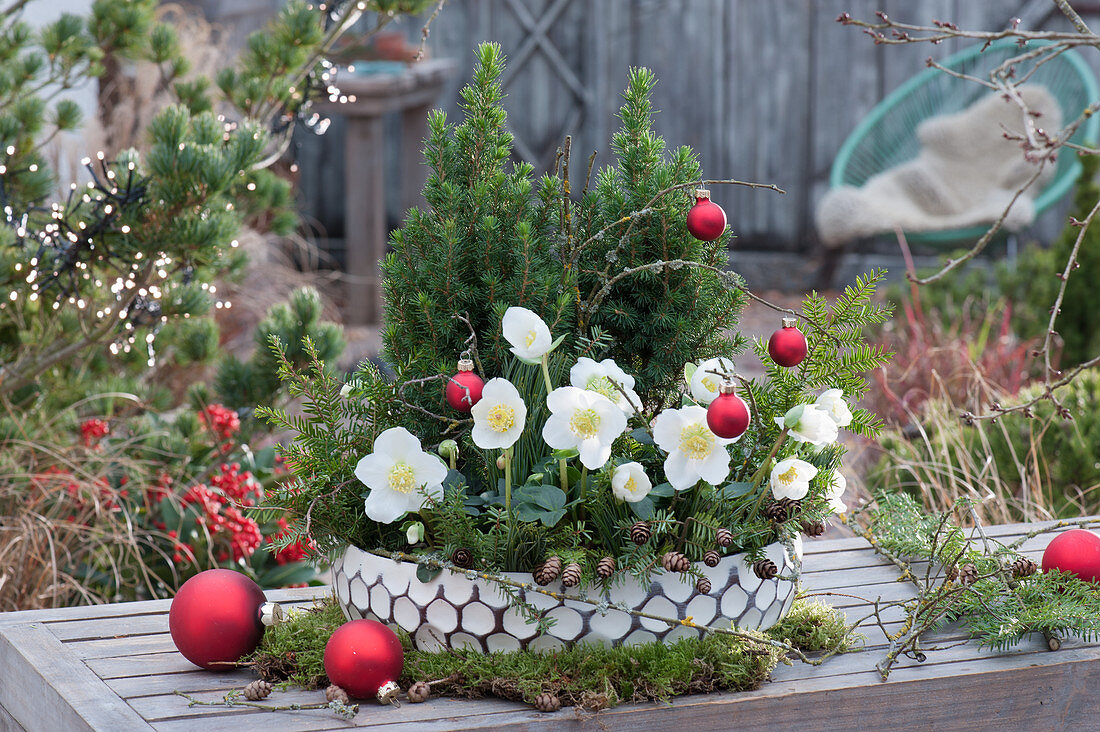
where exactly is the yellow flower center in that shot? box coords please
[701,376,718,394]
[569,408,601,438]
[387,462,418,494]
[486,404,516,433]
[586,376,618,401]
[679,423,714,460]
[777,466,799,486]
[624,476,637,493]
[525,329,538,347]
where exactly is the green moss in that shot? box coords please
[768,597,857,653]
[250,595,852,709]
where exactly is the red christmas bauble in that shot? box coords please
[707,388,750,439]
[324,619,404,702]
[1041,529,1100,583]
[169,569,278,670]
[768,319,808,368]
[686,189,727,241]
[445,359,484,412]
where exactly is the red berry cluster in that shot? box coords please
[80,418,110,447]
[199,404,240,441]
[181,478,263,563]
[210,462,262,505]
[270,516,313,565]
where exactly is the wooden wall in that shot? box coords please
[262,0,1100,255]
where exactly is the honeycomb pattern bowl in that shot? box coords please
[332,537,801,652]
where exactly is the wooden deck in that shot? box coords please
[1,521,1098,731]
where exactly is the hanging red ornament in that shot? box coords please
[767,318,808,368]
[324,619,404,703]
[169,569,281,670]
[445,358,484,412]
[1041,529,1100,583]
[706,382,751,439]
[686,188,727,241]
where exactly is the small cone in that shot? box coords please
[1011,556,1038,578]
[451,547,473,568]
[561,562,582,587]
[243,680,272,701]
[703,549,721,567]
[661,551,690,572]
[696,577,712,594]
[715,527,733,547]
[802,519,826,537]
[534,693,561,713]
[752,558,778,580]
[325,685,349,704]
[407,681,430,703]
[596,556,616,579]
[958,562,979,586]
[534,556,562,585]
[630,521,652,545]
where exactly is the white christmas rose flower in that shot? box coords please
[825,470,847,514]
[406,521,425,545]
[542,386,627,470]
[470,378,527,450]
[652,405,733,492]
[816,389,853,428]
[502,306,553,361]
[689,356,736,405]
[769,458,819,501]
[777,404,839,447]
[355,427,448,524]
[611,461,652,503]
[570,357,640,416]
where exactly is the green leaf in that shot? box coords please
[547,333,567,354]
[683,361,697,383]
[629,428,654,446]
[650,482,675,498]
[783,404,806,428]
[720,481,754,499]
[255,561,318,589]
[552,447,579,460]
[416,564,443,583]
[628,496,655,519]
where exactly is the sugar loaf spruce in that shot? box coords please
[263,42,889,594]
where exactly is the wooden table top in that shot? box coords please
[1,520,1097,731]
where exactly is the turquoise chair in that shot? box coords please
[828,39,1100,245]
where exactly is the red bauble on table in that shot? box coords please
[686,188,727,241]
[706,383,751,439]
[169,569,281,670]
[445,358,484,412]
[324,619,404,702]
[767,318,808,368]
[1041,529,1100,583]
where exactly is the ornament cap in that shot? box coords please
[259,601,282,627]
[377,680,401,705]
[781,317,798,329]
[693,187,710,199]
[719,381,736,395]
[456,358,475,372]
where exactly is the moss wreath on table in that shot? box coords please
[257,42,889,666]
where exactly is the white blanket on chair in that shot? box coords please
[815,85,1060,247]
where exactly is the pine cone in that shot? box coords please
[958,562,979,586]
[325,684,349,704]
[702,549,721,567]
[534,556,562,585]
[561,562,582,587]
[407,681,431,703]
[752,558,778,580]
[451,547,473,568]
[715,527,733,548]
[945,564,959,582]
[696,577,712,594]
[661,551,690,573]
[802,519,826,537]
[596,556,616,578]
[534,692,561,713]
[1011,556,1038,578]
[630,521,651,545]
[764,498,801,523]
[243,679,272,701]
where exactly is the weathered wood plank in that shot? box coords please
[0,620,153,731]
